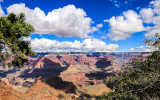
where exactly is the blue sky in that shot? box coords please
[0,0,159,52]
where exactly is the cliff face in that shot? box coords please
[0,52,151,99]
[60,72,91,88]
[25,54,109,69]
[25,77,75,100]
[45,77,77,93]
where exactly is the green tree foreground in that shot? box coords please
[0,13,36,68]
[98,33,160,100]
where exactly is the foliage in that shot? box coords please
[0,13,36,68]
[98,33,160,100]
[144,33,160,50]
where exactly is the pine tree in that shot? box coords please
[98,33,160,100]
[0,13,36,68]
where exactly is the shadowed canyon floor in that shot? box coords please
[0,52,151,99]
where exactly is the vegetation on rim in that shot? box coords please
[98,33,160,100]
[0,13,36,68]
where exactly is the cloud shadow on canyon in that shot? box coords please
[19,57,70,79]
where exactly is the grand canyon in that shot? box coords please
[0,52,151,100]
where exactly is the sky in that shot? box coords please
[0,0,159,52]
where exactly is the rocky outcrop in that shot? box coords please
[25,76,76,100]
[0,77,76,100]
[0,79,7,85]
[60,72,94,88]
[0,80,24,100]
[0,52,152,99]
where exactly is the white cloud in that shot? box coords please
[136,45,158,52]
[104,19,109,22]
[0,0,3,2]
[30,38,119,52]
[129,45,158,52]
[106,0,160,40]
[115,4,120,8]
[140,0,160,38]
[101,36,107,39]
[96,24,103,28]
[145,28,160,38]
[129,48,135,51]
[140,8,154,23]
[23,37,31,41]
[7,3,99,38]
[150,0,160,15]
[0,5,4,16]
[107,10,145,41]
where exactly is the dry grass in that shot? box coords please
[77,84,111,97]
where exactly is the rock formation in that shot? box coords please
[45,77,77,93]
[0,52,151,99]
[0,77,76,100]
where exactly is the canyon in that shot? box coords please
[0,52,151,99]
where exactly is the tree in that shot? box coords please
[98,33,160,100]
[0,13,36,68]
[144,33,160,50]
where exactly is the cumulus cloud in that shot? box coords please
[140,8,154,23]
[23,37,31,41]
[129,48,135,51]
[145,28,160,38]
[0,5,4,16]
[140,0,160,38]
[7,3,99,38]
[29,38,119,52]
[150,0,160,15]
[129,45,158,52]
[101,36,107,39]
[96,24,103,28]
[107,10,145,41]
[106,0,160,40]
[136,45,158,52]
[104,19,109,22]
